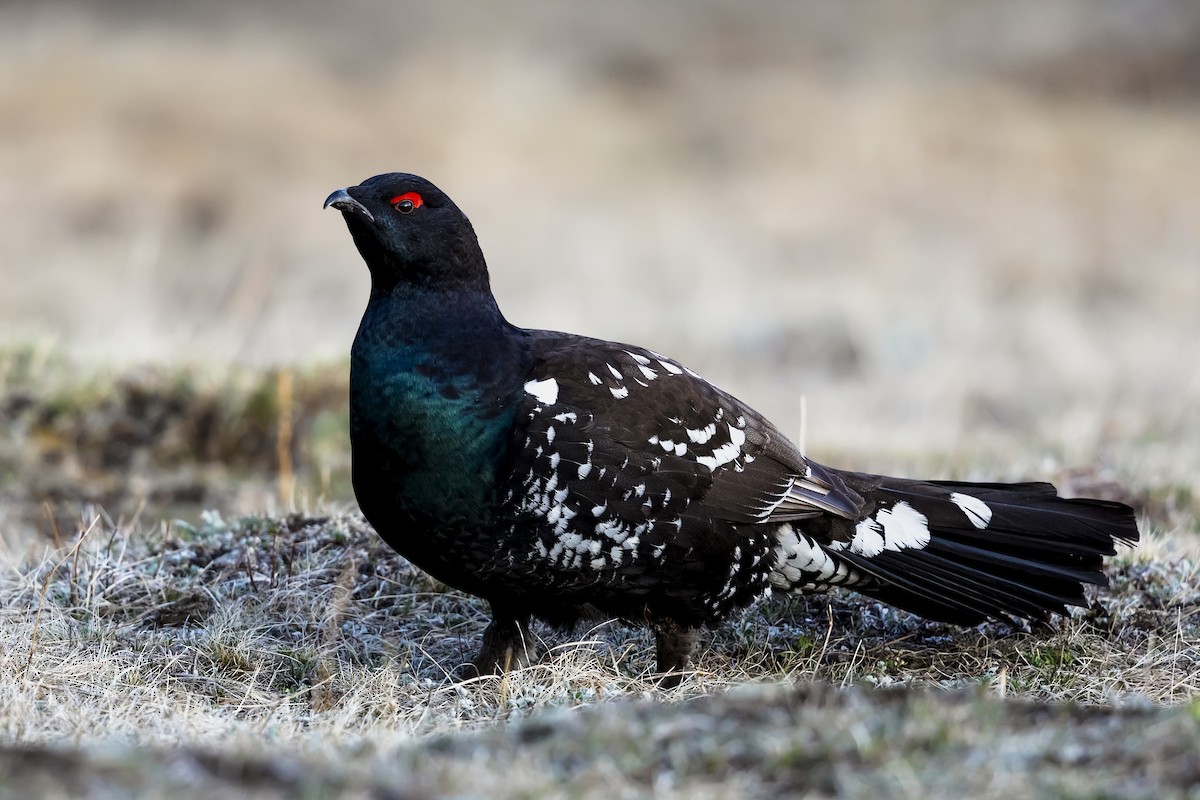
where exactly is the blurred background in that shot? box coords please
[1,0,1198,541]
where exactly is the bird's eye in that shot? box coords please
[390,192,424,214]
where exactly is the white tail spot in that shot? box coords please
[877,502,931,551]
[851,518,885,557]
[950,492,993,529]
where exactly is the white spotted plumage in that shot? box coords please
[503,336,1122,634]
[334,171,1139,684]
[514,369,688,576]
[769,523,861,592]
[514,343,846,606]
[836,500,931,557]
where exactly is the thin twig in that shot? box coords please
[42,502,62,551]
[814,601,835,679]
[28,513,101,668]
[276,369,295,510]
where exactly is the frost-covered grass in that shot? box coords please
[0,505,1196,797]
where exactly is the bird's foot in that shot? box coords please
[457,612,537,681]
[653,622,699,688]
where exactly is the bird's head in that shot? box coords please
[324,173,489,294]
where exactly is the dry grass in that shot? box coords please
[0,503,1196,796]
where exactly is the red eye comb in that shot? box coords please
[390,192,424,208]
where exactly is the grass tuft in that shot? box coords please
[2,509,1194,755]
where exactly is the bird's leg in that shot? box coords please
[653,622,700,688]
[460,604,536,679]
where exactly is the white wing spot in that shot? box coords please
[728,424,746,447]
[610,385,630,400]
[587,372,602,386]
[607,364,623,380]
[950,492,993,529]
[625,350,651,365]
[686,423,717,444]
[524,378,559,406]
[699,440,741,472]
[658,359,684,375]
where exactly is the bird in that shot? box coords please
[324,172,1140,686]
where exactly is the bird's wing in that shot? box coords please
[500,333,866,534]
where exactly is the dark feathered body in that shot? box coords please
[349,283,528,595]
[327,173,1139,683]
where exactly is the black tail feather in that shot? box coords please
[834,476,1140,626]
